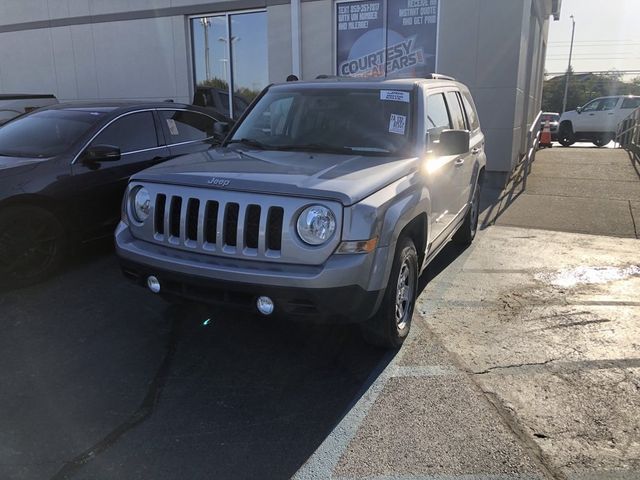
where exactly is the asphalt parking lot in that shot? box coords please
[1,147,639,480]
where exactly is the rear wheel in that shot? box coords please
[558,123,575,147]
[0,206,66,289]
[593,133,614,147]
[361,236,418,349]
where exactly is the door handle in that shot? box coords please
[455,158,465,167]
[471,147,481,155]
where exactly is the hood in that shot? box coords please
[132,147,420,206]
[560,110,578,122]
[0,156,47,178]
[0,156,43,170]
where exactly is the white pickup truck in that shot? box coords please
[0,94,58,125]
[558,95,640,147]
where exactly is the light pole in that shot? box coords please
[200,17,211,82]
[561,15,576,113]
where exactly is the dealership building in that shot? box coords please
[0,0,561,181]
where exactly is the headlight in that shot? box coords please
[296,205,336,245]
[131,187,151,223]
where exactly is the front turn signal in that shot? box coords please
[336,237,379,254]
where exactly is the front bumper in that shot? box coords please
[115,224,385,323]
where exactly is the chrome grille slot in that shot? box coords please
[204,201,219,245]
[267,207,284,251]
[186,199,199,242]
[154,194,166,235]
[245,205,261,249]
[224,203,239,247]
[169,196,182,238]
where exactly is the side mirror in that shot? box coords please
[576,106,582,114]
[213,121,230,137]
[437,130,470,156]
[82,144,121,163]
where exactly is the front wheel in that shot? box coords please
[558,123,575,147]
[361,236,418,349]
[0,206,66,289]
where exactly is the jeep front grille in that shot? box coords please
[129,183,343,265]
[154,194,284,256]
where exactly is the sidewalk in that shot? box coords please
[295,146,640,480]
[296,226,640,480]
[484,147,639,239]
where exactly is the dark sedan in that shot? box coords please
[0,102,231,288]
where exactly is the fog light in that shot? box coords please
[256,296,274,315]
[147,275,161,294]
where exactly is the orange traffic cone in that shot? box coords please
[540,120,552,148]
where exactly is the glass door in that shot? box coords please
[191,11,268,119]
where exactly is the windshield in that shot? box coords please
[0,109,105,158]
[229,88,413,155]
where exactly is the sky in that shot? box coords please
[546,0,640,79]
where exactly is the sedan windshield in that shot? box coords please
[229,88,413,155]
[0,109,105,158]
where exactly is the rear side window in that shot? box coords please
[91,111,158,153]
[461,92,480,131]
[160,110,215,144]
[445,91,467,130]
[622,97,640,109]
[426,93,452,143]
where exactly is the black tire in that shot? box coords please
[453,178,481,246]
[0,205,66,289]
[558,123,575,147]
[361,236,418,349]
[593,134,613,148]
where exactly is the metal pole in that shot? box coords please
[291,0,302,78]
[561,15,575,113]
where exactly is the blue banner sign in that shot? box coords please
[336,0,438,78]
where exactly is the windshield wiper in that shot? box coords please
[274,143,355,154]
[227,138,271,150]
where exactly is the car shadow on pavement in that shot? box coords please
[65,305,391,479]
[0,254,391,480]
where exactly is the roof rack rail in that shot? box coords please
[425,73,456,81]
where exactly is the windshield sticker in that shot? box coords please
[389,114,407,135]
[380,90,410,103]
[166,118,179,136]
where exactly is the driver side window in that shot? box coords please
[598,98,619,111]
[582,99,601,113]
[90,112,158,154]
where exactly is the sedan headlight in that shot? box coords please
[296,205,336,245]
[131,187,151,223]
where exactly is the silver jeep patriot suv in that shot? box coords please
[116,76,486,348]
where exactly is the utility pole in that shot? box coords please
[561,15,576,113]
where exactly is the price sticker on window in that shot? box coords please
[166,118,179,136]
[380,90,410,103]
[389,114,407,135]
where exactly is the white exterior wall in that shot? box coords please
[0,0,556,175]
[0,15,192,103]
[438,0,552,175]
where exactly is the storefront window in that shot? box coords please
[191,11,268,119]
